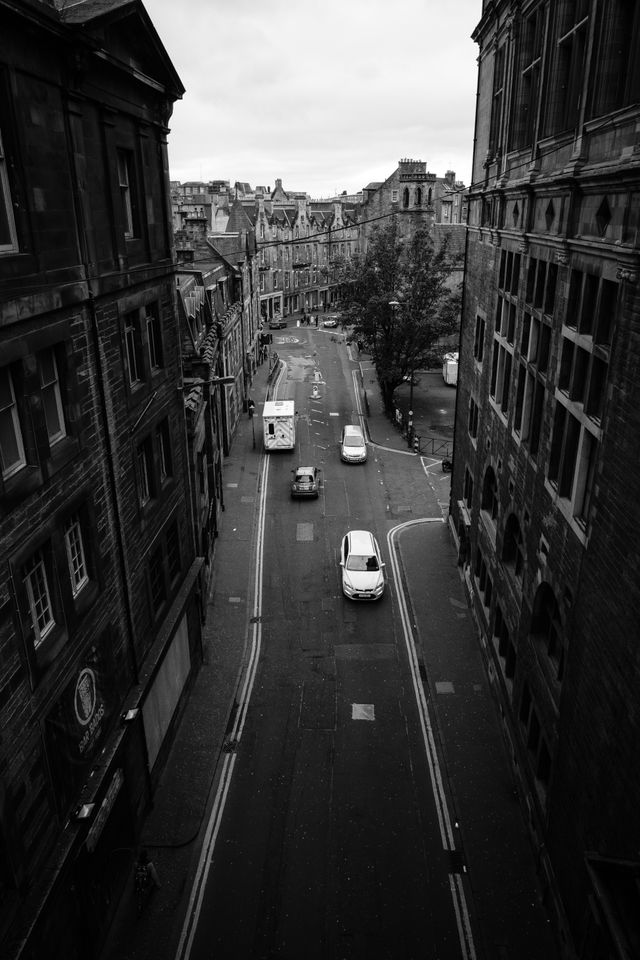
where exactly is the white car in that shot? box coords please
[340,424,367,463]
[339,530,385,600]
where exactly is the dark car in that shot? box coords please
[269,317,287,329]
[290,466,320,498]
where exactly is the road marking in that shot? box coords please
[387,519,477,960]
[176,454,270,960]
[352,703,375,720]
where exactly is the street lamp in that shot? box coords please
[389,300,415,447]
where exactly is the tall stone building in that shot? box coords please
[359,159,467,250]
[450,3,640,957]
[0,2,203,957]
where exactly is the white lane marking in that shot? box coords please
[374,442,415,456]
[387,519,477,960]
[352,703,375,721]
[176,455,270,960]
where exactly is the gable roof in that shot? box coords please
[58,0,184,98]
[226,200,256,233]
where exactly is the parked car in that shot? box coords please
[290,466,320,498]
[340,424,367,463]
[269,317,287,329]
[323,316,339,328]
[339,530,385,600]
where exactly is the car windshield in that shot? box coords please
[344,436,363,447]
[296,474,314,483]
[346,554,379,572]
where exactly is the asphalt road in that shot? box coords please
[185,330,475,959]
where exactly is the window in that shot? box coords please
[494,605,516,683]
[474,547,493,613]
[502,513,524,579]
[558,337,608,421]
[0,366,26,479]
[511,5,543,149]
[489,45,506,156]
[473,315,485,362]
[468,397,479,439]
[64,514,89,597]
[481,466,499,521]
[39,348,66,446]
[514,367,545,457]
[525,258,557,314]
[498,250,521,296]
[157,419,172,483]
[530,584,565,683]
[589,1,640,117]
[391,189,399,203]
[403,188,410,208]
[547,402,598,523]
[490,341,512,415]
[566,270,617,345]
[0,126,18,254]
[463,467,474,508]
[545,1,589,135]
[137,438,154,505]
[518,682,552,796]
[125,311,143,386]
[23,549,55,648]
[117,149,139,239]
[146,304,163,371]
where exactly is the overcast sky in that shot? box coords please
[143,0,481,199]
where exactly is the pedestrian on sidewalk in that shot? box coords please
[137,848,161,890]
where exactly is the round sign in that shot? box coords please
[75,668,97,726]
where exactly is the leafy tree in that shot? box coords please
[339,216,461,411]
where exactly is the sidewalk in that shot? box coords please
[100,362,272,960]
[358,352,456,458]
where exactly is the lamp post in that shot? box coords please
[389,299,415,448]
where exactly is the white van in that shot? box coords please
[340,424,367,463]
[263,400,296,450]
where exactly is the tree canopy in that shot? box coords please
[339,217,461,410]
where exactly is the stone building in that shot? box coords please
[359,158,467,251]
[224,179,360,322]
[0,2,203,957]
[174,215,260,451]
[450,3,640,957]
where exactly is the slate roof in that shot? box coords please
[226,201,256,233]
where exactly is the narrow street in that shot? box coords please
[167,327,557,960]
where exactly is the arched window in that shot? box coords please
[403,188,410,208]
[530,584,564,681]
[415,187,422,206]
[481,466,499,521]
[428,187,433,204]
[502,513,524,578]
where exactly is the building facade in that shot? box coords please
[450,2,640,957]
[359,159,468,251]
[0,3,203,958]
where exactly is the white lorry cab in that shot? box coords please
[262,399,296,451]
